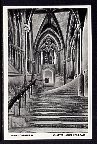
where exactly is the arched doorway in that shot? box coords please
[43,68,54,86]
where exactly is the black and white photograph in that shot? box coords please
[3,6,92,140]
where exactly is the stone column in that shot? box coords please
[63,43,66,85]
[17,50,19,69]
[66,38,70,79]
[20,12,25,74]
[58,52,60,74]
[19,51,21,73]
[41,51,43,65]
[14,15,17,46]
[74,45,77,78]
[16,50,18,70]
[23,23,29,85]
[80,27,82,74]
[9,45,11,62]
[19,23,22,48]
[24,30,28,85]
[15,49,17,69]
[77,33,80,76]
[29,31,32,73]
[36,55,39,74]
[19,22,22,73]
[11,46,14,65]
[78,26,84,96]
[21,52,24,73]
[71,47,74,78]
[38,55,39,73]
[54,51,56,64]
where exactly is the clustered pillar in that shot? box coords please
[8,10,34,78]
[65,11,84,96]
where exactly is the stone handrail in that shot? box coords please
[8,79,42,110]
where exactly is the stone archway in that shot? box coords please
[43,68,54,86]
[33,10,65,81]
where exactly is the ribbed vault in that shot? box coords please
[34,10,65,54]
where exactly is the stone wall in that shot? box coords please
[82,13,88,97]
[82,13,88,72]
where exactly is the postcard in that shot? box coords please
[3,5,92,140]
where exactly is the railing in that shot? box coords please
[8,79,42,116]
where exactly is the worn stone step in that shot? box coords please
[39,94,86,97]
[38,95,88,101]
[29,105,88,110]
[30,105,88,110]
[29,123,88,129]
[31,102,88,107]
[9,127,88,133]
[32,98,88,103]
[30,94,88,100]
[53,91,78,93]
[43,95,88,101]
[31,101,88,106]
[29,107,88,113]
[28,121,88,125]
[31,98,77,101]
[44,93,78,96]
[33,96,87,100]
[25,115,88,118]
[25,116,88,122]
[53,92,78,95]
[31,104,88,109]
[32,100,81,105]
[30,111,88,116]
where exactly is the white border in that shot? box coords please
[3,5,92,140]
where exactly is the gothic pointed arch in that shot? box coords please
[34,11,65,53]
[35,28,62,53]
[39,34,59,54]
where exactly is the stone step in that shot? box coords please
[30,107,88,113]
[33,96,76,100]
[60,89,77,91]
[34,97,86,101]
[30,100,87,104]
[31,102,88,107]
[9,127,88,133]
[25,116,88,122]
[38,95,88,101]
[39,94,86,97]
[28,121,88,125]
[31,97,78,100]
[29,105,88,110]
[25,115,88,118]
[45,93,78,95]
[31,104,88,108]
[31,100,82,104]
[30,105,88,110]
[45,94,87,98]
[30,106,87,111]
[31,96,88,101]
[31,100,88,105]
[53,91,78,94]
[29,111,88,116]
[28,123,88,129]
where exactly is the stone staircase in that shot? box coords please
[9,78,88,133]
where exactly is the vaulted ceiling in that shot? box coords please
[8,8,87,54]
[33,10,65,53]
